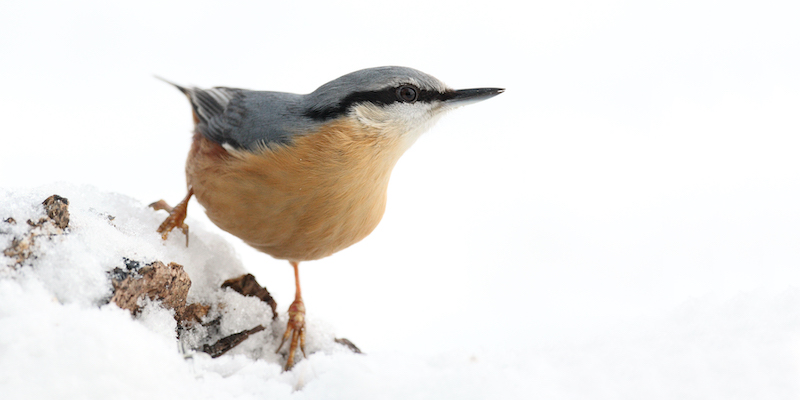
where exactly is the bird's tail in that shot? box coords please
[153,75,189,95]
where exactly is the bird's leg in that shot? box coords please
[149,187,194,247]
[276,261,307,371]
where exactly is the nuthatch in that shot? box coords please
[151,66,503,370]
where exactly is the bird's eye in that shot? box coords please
[396,85,419,103]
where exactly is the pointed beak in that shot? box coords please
[443,87,505,108]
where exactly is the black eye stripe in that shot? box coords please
[304,86,456,121]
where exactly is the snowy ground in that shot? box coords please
[1,185,799,399]
[2,0,800,398]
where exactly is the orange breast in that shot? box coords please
[185,119,404,262]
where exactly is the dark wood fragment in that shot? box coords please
[221,273,278,319]
[335,338,363,354]
[202,325,266,358]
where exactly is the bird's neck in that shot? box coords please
[294,118,408,184]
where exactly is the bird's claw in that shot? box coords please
[149,190,192,247]
[275,297,306,371]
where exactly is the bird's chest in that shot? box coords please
[186,129,402,261]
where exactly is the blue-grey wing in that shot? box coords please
[179,85,313,150]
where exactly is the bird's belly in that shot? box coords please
[186,133,392,262]
[196,177,388,262]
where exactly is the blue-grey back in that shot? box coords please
[229,90,319,149]
[189,88,320,150]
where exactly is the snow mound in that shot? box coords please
[0,184,353,398]
[1,184,799,399]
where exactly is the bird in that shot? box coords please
[151,66,503,370]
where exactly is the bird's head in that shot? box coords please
[303,66,504,149]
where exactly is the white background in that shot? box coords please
[2,0,800,393]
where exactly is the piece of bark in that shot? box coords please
[177,303,211,325]
[201,325,266,358]
[41,194,70,230]
[3,234,35,266]
[110,261,191,314]
[3,195,70,266]
[221,273,278,319]
[110,259,210,326]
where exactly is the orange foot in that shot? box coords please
[149,188,193,246]
[275,297,307,371]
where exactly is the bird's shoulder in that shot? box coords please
[185,86,318,151]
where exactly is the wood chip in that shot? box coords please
[221,273,278,319]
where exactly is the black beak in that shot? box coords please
[444,87,505,107]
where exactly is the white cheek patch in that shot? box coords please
[352,102,446,150]
[352,102,436,129]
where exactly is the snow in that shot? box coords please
[1,185,799,399]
